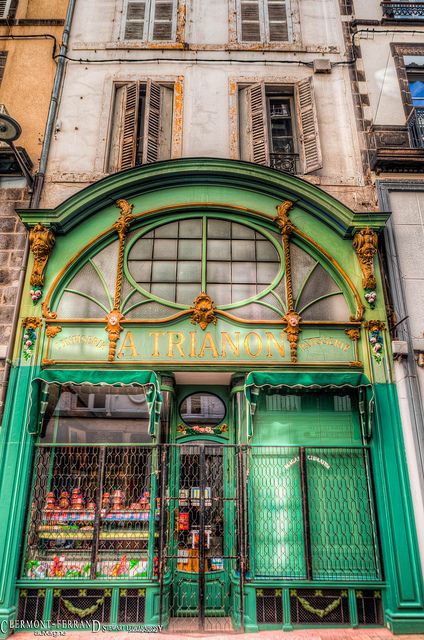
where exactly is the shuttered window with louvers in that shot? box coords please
[119,83,139,171]
[150,0,176,41]
[123,0,177,41]
[238,0,289,42]
[295,78,322,174]
[0,52,7,85]
[0,0,12,19]
[124,0,147,40]
[109,81,174,173]
[238,79,322,174]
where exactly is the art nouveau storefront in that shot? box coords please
[0,159,423,635]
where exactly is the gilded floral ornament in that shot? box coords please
[46,325,62,339]
[352,227,378,291]
[105,309,125,361]
[274,200,295,236]
[190,292,217,330]
[345,328,360,342]
[114,199,135,242]
[28,223,55,303]
[283,310,301,363]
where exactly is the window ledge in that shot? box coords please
[371,147,424,173]
[71,41,339,55]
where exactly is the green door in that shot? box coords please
[169,443,233,628]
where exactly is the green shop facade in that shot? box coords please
[0,159,423,635]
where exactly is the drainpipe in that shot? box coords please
[0,0,76,426]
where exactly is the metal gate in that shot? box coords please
[158,444,244,632]
[157,444,381,632]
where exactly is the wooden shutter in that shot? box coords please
[248,83,269,165]
[124,0,147,40]
[295,78,322,174]
[150,0,176,41]
[239,0,262,42]
[142,80,162,163]
[266,0,288,41]
[0,0,12,19]
[0,52,7,85]
[118,83,139,171]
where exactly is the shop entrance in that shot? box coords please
[161,443,240,632]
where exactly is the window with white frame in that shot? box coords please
[122,0,178,41]
[108,80,174,172]
[237,0,290,43]
[238,79,322,175]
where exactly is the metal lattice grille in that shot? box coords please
[256,589,283,624]
[23,446,156,580]
[118,588,146,623]
[247,446,381,581]
[51,589,111,623]
[17,589,45,623]
[290,589,350,624]
[356,590,383,625]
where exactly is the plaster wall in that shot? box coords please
[352,0,381,22]
[0,27,64,166]
[358,34,424,128]
[389,190,424,347]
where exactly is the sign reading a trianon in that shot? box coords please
[45,318,358,365]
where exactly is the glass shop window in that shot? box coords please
[42,384,152,444]
[252,389,361,446]
[23,385,158,582]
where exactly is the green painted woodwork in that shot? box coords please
[17,159,390,237]
[0,161,422,635]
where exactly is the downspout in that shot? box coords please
[0,0,76,426]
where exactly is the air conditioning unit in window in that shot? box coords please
[0,0,12,19]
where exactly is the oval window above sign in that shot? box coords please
[179,392,226,428]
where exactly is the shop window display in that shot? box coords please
[23,385,158,581]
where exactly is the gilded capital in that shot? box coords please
[283,310,302,363]
[105,309,125,361]
[29,223,55,288]
[353,227,378,290]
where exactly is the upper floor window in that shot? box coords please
[0,0,13,19]
[122,0,177,41]
[238,80,322,175]
[108,80,173,172]
[237,0,290,42]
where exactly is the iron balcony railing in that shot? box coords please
[269,152,299,175]
[381,2,424,19]
[407,107,424,148]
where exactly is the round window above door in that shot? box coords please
[179,392,226,427]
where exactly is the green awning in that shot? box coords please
[244,371,373,440]
[27,369,162,437]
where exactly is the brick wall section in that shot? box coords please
[0,187,29,380]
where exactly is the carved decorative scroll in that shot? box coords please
[104,199,136,361]
[113,199,135,311]
[190,292,217,330]
[353,227,378,290]
[29,223,55,288]
[275,201,302,362]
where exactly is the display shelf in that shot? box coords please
[37,529,156,540]
[42,510,152,522]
